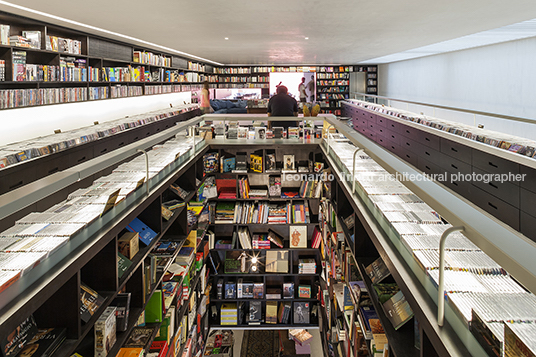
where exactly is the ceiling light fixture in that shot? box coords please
[305,37,309,40]
[0,0,224,65]
[225,37,229,40]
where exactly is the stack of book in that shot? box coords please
[291,202,309,223]
[252,234,270,249]
[221,303,237,325]
[298,259,316,274]
[278,302,291,324]
[233,202,269,224]
[267,203,288,224]
[238,177,250,198]
[215,202,235,224]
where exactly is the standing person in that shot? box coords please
[306,74,315,102]
[267,85,298,128]
[298,77,307,103]
[200,81,212,114]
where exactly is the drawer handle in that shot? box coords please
[488,202,498,210]
[452,181,458,186]
[451,147,458,153]
[425,137,430,142]
[425,151,430,156]
[118,142,125,147]
[145,132,151,136]
[489,182,498,189]
[406,130,410,134]
[406,142,411,146]
[451,164,458,170]
[48,167,59,174]
[406,154,411,159]
[391,135,395,139]
[425,165,431,170]
[133,136,139,141]
[100,148,108,154]
[379,129,383,133]
[391,146,395,150]
[77,156,86,163]
[489,161,498,168]
[9,181,23,190]
[370,133,373,137]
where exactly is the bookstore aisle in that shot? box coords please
[230,329,324,357]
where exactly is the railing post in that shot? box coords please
[352,148,365,193]
[438,226,465,327]
[325,124,334,155]
[136,149,150,196]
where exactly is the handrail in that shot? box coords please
[351,92,536,125]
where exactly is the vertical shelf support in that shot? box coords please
[352,148,364,193]
[136,149,149,195]
[438,225,465,327]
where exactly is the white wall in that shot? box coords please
[0,91,192,147]
[378,36,536,140]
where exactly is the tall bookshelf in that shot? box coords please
[0,11,214,109]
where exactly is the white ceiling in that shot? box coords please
[2,0,536,65]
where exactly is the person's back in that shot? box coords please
[267,85,298,128]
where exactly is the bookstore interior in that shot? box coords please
[1,4,536,357]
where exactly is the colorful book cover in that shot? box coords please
[126,218,158,246]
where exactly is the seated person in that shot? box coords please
[267,85,298,128]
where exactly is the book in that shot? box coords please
[266,301,278,324]
[255,127,266,139]
[268,176,282,197]
[112,293,131,332]
[80,282,105,323]
[225,281,236,299]
[253,283,264,299]
[293,302,310,324]
[1,315,38,357]
[248,301,262,325]
[117,348,144,357]
[382,290,414,330]
[203,152,219,173]
[283,282,294,298]
[124,326,155,348]
[265,250,289,273]
[125,218,158,246]
[266,153,277,171]
[95,306,117,357]
[15,327,66,357]
[221,156,236,173]
[118,232,139,259]
[289,225,307,248]
[250,154,263,173]
[117,253,132,279]
[283,154,295,171]
[365,257,390,284]
[145,290,163,323]
[299,285,312,298]
[225,250,249,273]
[267,229,284,248]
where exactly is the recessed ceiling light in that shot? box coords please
[305,37,309,40]
[225,37,229,40]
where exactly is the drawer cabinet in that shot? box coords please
[441,138,472,164]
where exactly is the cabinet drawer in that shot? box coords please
[472,186,519,230]
[400,125,419,140]
[374,126,387,137]
[68,147,94,167]
[520,165,536,194]
[377,135,390,148]
[444,173,474,197]
[384,129,402,146]
[400,138,424,156]
[417,156,442,176]
[387,142,401,157]
[471,167,519,207]
[417,132,441,151]
[472,149,519,179]
[386,119,400,132]
[521,212,536,243]
[0,167,37,194]
[400,149,418,167]
[376,115,387,127]
[419,146,442,163]
[352,118,360,130]
[520,188,536,218]
[440,153,472,175]
[440,138,472,164]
